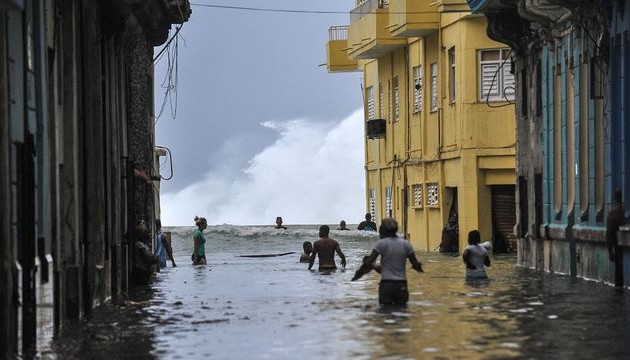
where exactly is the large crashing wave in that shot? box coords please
[160,109,365,226]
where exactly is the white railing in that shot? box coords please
[350,0,388,23]
[328,25,349,41]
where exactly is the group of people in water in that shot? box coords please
[297,214,491,306]
[158,212,492,306]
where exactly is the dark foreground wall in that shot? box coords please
[0,0,190,357]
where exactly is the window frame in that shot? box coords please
[478,48,515,103]
[430,63,438,112]
[413,65,423,113]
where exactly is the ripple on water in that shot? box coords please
[43,227,630,359]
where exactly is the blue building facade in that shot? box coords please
[468,0,630,286]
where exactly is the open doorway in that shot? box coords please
[439,188,459,253]
[491,185,516,252]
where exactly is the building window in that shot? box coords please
[385,186,393,217]
[412,184,423,208]
[479,48,515,102]
[366,85,375,120]
[449,47,455,103]
[431,63,438,112]
[413,65,423,113]
[427,183,439,207]
[393,77,400,121]
[379,82,385,118]
[370,188,377,222]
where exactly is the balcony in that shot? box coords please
[389,0,439,38]
[326,26,360,72]
[347,0,406,60]
[437,0,472,13]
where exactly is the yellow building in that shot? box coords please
[326,0,516,252]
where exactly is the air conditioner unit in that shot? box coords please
[366,119,386,139]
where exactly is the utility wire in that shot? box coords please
[190,2,446,14]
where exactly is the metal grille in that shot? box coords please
[427,183,439,207]
[412,184,422,207]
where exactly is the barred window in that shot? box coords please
[413,65,423,113]
[393,77,400,121]
[369,188,377,222]
[431,63,438,112]
[379,82,385,118]
[449,47,455,103]
[412,184,423,207]
[385,186,393,217]
[427,183,439,207]
[366,85,375,120]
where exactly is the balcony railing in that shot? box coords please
[350,0,389,23]
[328,25,349,41]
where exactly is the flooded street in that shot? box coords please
[45,226,630,359]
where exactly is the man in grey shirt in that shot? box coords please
[363,218,423,305]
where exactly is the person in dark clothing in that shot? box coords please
[606,188,625,287]
[133,223,158,285]
[358,213,377,231]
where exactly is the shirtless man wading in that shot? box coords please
[308,225,346,271]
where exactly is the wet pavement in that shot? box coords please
[41,225,630,359]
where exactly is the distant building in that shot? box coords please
[469,0,630,285]
[326,1,517,252]
[0,0,190,357]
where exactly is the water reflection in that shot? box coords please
[44,226,630,359]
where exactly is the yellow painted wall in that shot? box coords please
[345,8,516,252]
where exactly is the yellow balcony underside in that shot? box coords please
[326,39,359,72]
[437,0,471,13]
[389,0,440,38]
[348,9,406,60]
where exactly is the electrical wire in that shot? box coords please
[484,49,515,108]
[155,146,174,181]
[155,26,182,124]
[190,2,450,15]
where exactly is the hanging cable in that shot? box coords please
[155,146,174,181]
[190,2,450,15]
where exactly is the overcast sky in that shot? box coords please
[154,1,365,226]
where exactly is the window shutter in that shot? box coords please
[367,86,375,120]
[503,64,515,100]
[431,63,438,111]
[481,63,500,99]
[413,66,422,113]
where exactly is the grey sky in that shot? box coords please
[155,1,363,194]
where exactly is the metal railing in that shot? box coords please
[328,25,349,41]
[350,0,389,23]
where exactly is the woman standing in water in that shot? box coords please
[192,216,208,265]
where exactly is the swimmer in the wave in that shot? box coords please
[308,225,346,271]
[275,216,288,229]
[300,241,313,263]
[337,220,350,231]
[358,213,377,231]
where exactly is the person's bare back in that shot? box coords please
[308,225,346,271]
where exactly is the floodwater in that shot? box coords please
[44,225,630,359]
